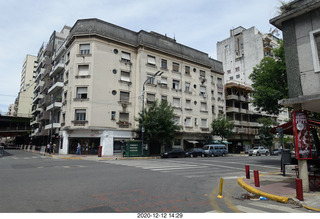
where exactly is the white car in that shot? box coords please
[249,146,270,156]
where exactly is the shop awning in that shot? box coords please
[270,120,320,135]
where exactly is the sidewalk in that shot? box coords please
[237,167,320,212]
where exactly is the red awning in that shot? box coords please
[271,120,320,135]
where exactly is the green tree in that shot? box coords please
[257,117,276,148]
[249,40,288,115]
[211,115,234,141]
[135,100,181,154]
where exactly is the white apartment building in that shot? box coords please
[14,54,37,117]
[50,18,225,156]
[217,26,289,152]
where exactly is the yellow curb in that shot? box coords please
[237,177,288,203]
[60,157,83,160]
[302,205,320,212]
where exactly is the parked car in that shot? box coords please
[161,148,186,158]
[185,148,206,158]
[270,149,281,156]
[202,144,228,157]
[249,146,270,156]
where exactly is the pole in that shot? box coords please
[245,165,250,179]
[254,170,260,187]
[217,178,224,198]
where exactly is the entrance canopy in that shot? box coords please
[271,120,320,135]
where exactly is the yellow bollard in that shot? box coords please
[217,178,224,198]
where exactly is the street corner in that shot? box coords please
[237,177,289,203]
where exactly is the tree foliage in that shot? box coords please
[257,117,276,148]
[135,100,181,152]
[211,115,234,141]
[249,40,288,115]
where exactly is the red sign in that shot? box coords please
[292,111,312,159]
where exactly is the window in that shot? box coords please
[80,44,90,55]
[172,62,180,72]
[310,30,320,72]
[76,87,88,99]
[201,102,207,111]
[200,70,205,78]
[201,119,207,128]
[173,97,180,108]
[194,118,198,126]
[185,99,191,109]
[185,66,190,75]
[147,93,155,104]
[78,65,89,76]
[174,116,180,125]
[218,92,223,100]
[121,52,131,62]
[185,117,191,127]
[229,76,234,80]
[75,109,86,121]
[235,67,240,72]
[161,77,167,86]
[200,86,206,95]
[147,55,156,66]
[120,91,130,103]
[236,74,240,79]
[111,111,116,120]
[172,80,180,90]
[147,74,155,84]
[217,77,223,85]
[185,82,190,92]
[161,59,167,69]
[120,71,130,82]
[119,112,129,122]
[218,106,224,114]
[161,95,167,102]
[227,70,231,74]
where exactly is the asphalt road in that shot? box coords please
[0,150,310,213]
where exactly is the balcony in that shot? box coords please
[50,62,65,77]
[48,81,63,94]
[45,123,61,130]
[226,95,238,100]
[46,101,62,111]
[33,94,44,103]
[31,104,43,115]
[239,108,247,114]
[34,81,44,92]
[226,107,239,113]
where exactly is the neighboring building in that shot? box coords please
[14,55,37,117]
[270,0,320,193]
[217,27,289,152]
[217,26,280,85]
[30,26,71,146]
[270,0,320,113]
[31,19,224,156]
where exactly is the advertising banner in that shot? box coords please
[292,111,312,159]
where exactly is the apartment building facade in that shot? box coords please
[36,18,224,156]
[218,26,289,152]
[14,55,37,117]
[30,26,71,146]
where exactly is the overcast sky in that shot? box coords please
[0,0,282,114]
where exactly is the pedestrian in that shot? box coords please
[52,144,56,154]
[47,142,52,154]
[76,143,81,155]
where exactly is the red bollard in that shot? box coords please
[98,146,102,157]
[245,165,250,179]
[296,178,304,201]
[254,170,260,187]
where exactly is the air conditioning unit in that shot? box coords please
[157,80,162,85]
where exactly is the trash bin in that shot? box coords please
[281,149,292,175]
[98,146,102,157]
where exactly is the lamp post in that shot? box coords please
[141,70,163,156]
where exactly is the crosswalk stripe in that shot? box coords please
[151,166,207,171]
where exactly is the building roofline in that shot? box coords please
[270,0,320,29]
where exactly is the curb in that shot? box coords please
[237,177,289,203]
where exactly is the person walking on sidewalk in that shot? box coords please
[76,143,81,155]
[46,142,52,154]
